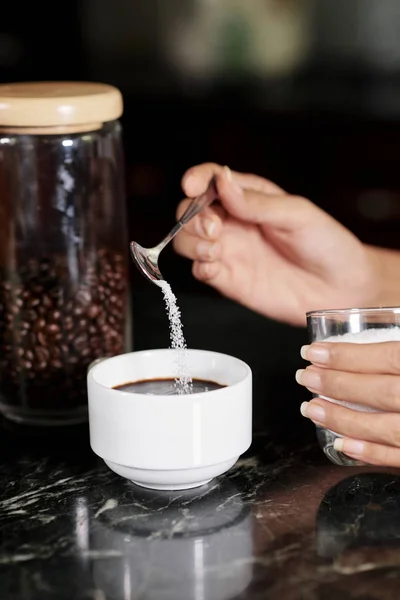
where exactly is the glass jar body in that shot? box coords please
[0,120,131,425]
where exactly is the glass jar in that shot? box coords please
[0,82,131,426]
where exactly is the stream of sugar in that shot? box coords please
[158,280,193,394]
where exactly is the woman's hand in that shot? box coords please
[174,163,380,326]
[297,341,400,466]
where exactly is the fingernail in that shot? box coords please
[197,241,215,260]
[295,368,321,391]
[223,165,242,196]
[203,218,216,238]
[301,343,330,365]
[295,369,304,385]
[300,345,310,360]
[300,401,326,423]
[334,438,364,456]
[224,165,232,181]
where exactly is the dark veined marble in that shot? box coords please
[2,293,400,599]
[1,422,400,600]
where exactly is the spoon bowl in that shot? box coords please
[130,242,164,285]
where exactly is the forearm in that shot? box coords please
[367,245,400,306]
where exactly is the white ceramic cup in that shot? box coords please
[87,348,252,490]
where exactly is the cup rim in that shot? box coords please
[306,306,400,317]
[88,348,252,399]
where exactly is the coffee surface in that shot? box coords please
[113,377,225,396]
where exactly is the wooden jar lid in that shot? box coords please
[0,81,123,134]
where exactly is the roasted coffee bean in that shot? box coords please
[35,318,46,331]
[97,314,107,326]
[25,309,37,321]
[35,347,49,363]
[47,324,59,335]
[64,316,73,331]
[90,336,101,348]
[0,249,128,413]
[43,295,52,308]
[76,289,91,305]
[52,347,61,358]
[87,305,99,319]
[37,332,46,346]
[74,335,88,352]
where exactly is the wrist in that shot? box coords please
[365,244,400,306]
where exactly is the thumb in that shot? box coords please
[217,167,320,231]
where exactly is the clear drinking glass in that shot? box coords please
[306,307,400,466]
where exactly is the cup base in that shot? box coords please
[104,457,239,491]
[131,479,212,491]
[316,426,367,467]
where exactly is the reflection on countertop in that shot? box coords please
[90,479,253,600]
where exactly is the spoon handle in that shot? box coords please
[156,221,184,253]
[179,176,218,224]
[154,176,219,254]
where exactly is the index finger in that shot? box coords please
[301,341,400,375]
[182,163,285,198]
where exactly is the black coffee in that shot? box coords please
[113,378,225,396]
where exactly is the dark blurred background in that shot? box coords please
[2,0,400,426]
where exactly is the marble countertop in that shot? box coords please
[1,292,400,599]
[1,423,400,600]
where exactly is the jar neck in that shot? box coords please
[0,122,103,135]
